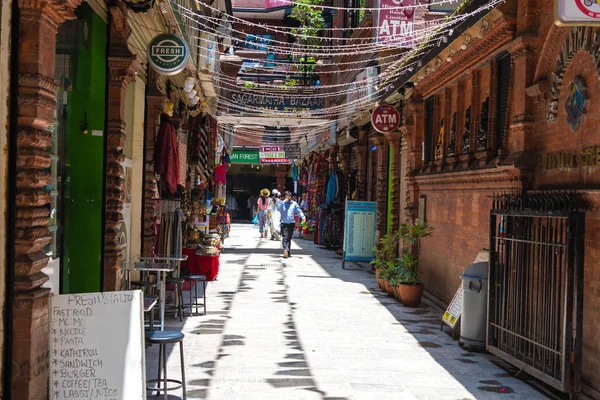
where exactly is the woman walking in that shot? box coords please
[268,189,281,240]
[256,188,270,238]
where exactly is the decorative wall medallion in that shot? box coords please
[547,26,600,123]
[565,76,588,131]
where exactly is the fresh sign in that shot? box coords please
[148,33,190,75]
[371,105,400,133]
[556,0,600,25]
[377,0,415,47]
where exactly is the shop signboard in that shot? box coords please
[371,104,401,133]
[377,0,415,47]
[260,157,291,164]
[556,0,600,25]
[342,201,377,269]
[230,93,325,113]
[230,149,260,164]
[347,66,378,106]
[200,33,217,74]
[50,291,146,400]
[265,0,290,7]
[148,33,190,75]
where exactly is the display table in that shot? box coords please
[182,247,220,281]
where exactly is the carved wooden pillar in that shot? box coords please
[274,165,287,192]
[104,1,137,291]
[371,136,388,241]
[13,0,79,397]
[384,132,402,234]
[142,71,164,257]
[352,146,367,200]
[406,98,423,224]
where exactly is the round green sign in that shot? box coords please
[147,33,190,76]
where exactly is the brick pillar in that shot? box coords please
[274,165,287,192]
[353,145,367,200]
[371,136,388,241]
[142,71,164,257]
[103,1,137,291]
[384,132,402,234]
[13,0,79,397]
[508,45,534,154]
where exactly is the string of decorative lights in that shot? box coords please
[175,1,478,50]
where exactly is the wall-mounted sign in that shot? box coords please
[371,104,400,133]
[148,33,190,75]
[230,149,260,164]
[542,146,600,170]
[377,0,415,47]
[556,0,600,25]
[230,93,325,113]
[565,76,588,131]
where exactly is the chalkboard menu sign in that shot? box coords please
[49,291,146,400]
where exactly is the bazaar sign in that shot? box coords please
[377,0,415,47]
[556,0,600,25]
[230,93,325,113]
[148,34,190,75]
[371,105,400,133]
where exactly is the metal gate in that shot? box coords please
[488,192,584,393]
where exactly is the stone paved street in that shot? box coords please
[147,224,549,400]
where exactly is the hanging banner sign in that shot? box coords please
[371,104,401,133]
[377,0,415,47]
[342,201,377,269]
[148,33,190,75]
[230,93,325,113]
[259,146,286,159]
[556,0,600,25]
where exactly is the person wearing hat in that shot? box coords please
[268,190,281,240]
[256,188,270,238]
[276,191,306,258]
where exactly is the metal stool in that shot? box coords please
[185,275,207,315]
[145,331,186,400]
[165,277,186,321]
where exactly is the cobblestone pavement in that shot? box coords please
[146,223,548,400]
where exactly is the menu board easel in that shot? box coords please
[49,290,146,400]
[342,201,377,269]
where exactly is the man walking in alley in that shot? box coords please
[277,191,306,258]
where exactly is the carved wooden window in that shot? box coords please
[495,51,511,150]
[424,96,435,162]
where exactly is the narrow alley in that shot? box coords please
[146,224,548,400]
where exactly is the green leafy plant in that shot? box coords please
[396,223,434,285]
[289,0,326,47]
[371,232,400,281]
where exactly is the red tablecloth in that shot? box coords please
[182,247,220,281]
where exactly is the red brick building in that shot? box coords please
[394,0,600,395]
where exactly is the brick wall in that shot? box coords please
[530,22,600,392]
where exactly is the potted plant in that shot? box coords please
[371,232,400,292]
[397,223,434,307]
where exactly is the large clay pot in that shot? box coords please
[394,285,402,302]
[398,283,424,307]
[375,268,384,290]
[383,280,392,296]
